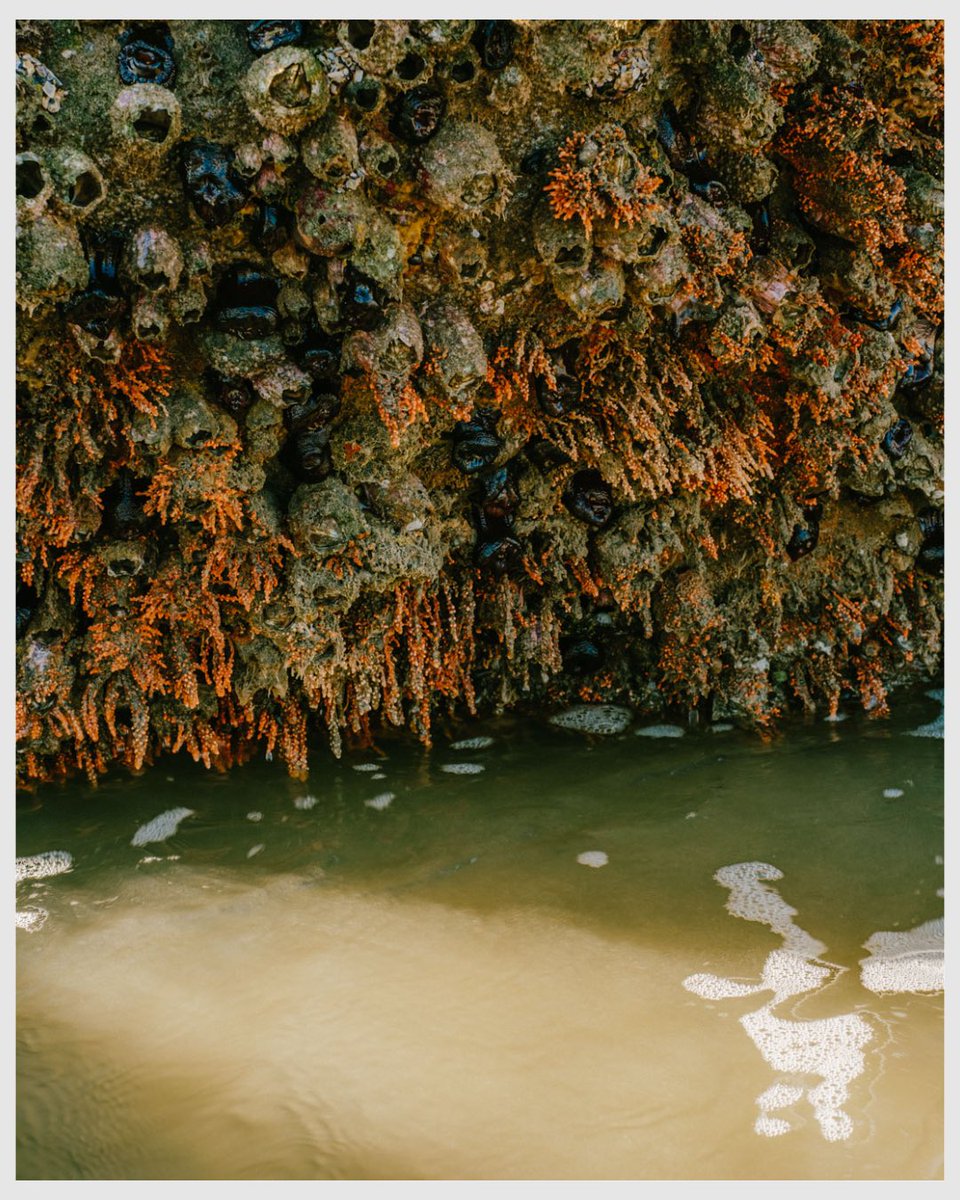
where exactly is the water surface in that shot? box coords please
[17,694,944,1180]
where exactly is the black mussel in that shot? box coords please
[64,232,127,337]
[104,470,150,538]
[181,139,247,228]
[339,267,387,332]
[848,297,903,332]
[118,22,175,85]
[453,408,501,474]
[691,179,728,206]
[901,354,934,390]
[560,635,605,674]
[525,436,571,472]
[475,534,524,577]
[216,305,278,339]
[246,20,303,54]
[563,470,614,529]
[390,86,445,144]
[475,466,518,526]
[209,372,254,417]
[656,102,710,184]
[284,391,341,434]
[746,198,771,256]
[786,522,818,561]
[214,265,279,339]
[292,427,332,481]
[535,368,581,419]
[473,20,515,69]
[453,432,500,475]
[299,331,342,386]
[882,418,913,461]
[917,507,943,575]
[254,203,291,255]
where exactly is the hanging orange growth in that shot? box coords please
[545,125,662,235]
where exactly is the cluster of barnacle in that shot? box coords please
[15,19,943,786]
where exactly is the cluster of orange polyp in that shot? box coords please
[16,20,942,785]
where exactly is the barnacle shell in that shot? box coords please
[241,46,328,135]
[420,121,512,217]
[110,84,182,159]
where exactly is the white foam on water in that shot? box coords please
[137,856,164,865]
[682,863,881,1143]
[293,794,318,810]
[16,907,48,932]
[365,792,395,811]
[246,811,263,822]
[883,788,904,798]
[131,807,194,847]
[935,855,943,865]
[936,888,944,898]
[16,850,73,883]
[906,714,944,739]
[635,724,685,739]
[549,704,632,735]
[859,918,944,994]
[352,763,382,773]
[441,763,485,775]
[755,1116,791,1137]
[450,736,495,750]
[685,812,697,820]
[714,862,827,959]
[371,772,386,780]
[824,712,847,723]
[246,844,265,859]
[709,723,735,733]
[576,851,608,868]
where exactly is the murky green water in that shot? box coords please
[17,694,943,1180]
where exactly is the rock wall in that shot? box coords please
[16,19,943,784]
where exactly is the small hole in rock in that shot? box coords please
[354,81,380,110]
[132,107,172,143]
[68,171,102,209]
[396,52,427,81]
[346,20,375,51]
[16,158,45,199]
[140,271,169,291]
[555,245,584,267]
[450,60,475,83]
[729,23,751,61]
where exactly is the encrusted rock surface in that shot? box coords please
[16,19,943,784]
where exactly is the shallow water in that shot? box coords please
[17,693,944,1180]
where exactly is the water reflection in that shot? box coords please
[17,697,943,1180]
